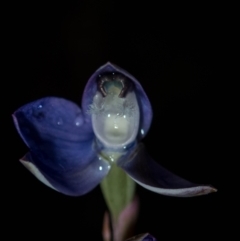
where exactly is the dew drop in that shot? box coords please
[99,166,103,171]
[57,118,63,125]
[109,156,114,162]
[38,104,43,109]
[141,129,144,135]
[75,114,83,127]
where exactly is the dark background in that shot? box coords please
[5,1,226,240]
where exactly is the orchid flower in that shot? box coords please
[13,62,216,197]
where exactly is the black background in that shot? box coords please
[5,1,227,240]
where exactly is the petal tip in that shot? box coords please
[105,61,114,65]
[206,186,218,194]
[12,112,30,147]
[97,61,118,72]
[192,185,217,196]
[211,187,217,192]
[12,112,17,124]
[19,155,57,191]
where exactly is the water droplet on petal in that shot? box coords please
[75,114,83,127]
[141,129,144,135]
[38,104,43,109]
[57,118,63,125]
[99,166,103,171]
[109,155,114,162]
[108,165,111,169]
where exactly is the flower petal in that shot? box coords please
[118,144,217,197]
[82,62,153,140]
[20,152,110,196]
[20,154,57,191]
[125,233,157,241]
[13,97,109,195]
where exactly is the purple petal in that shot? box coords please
[82,62,153,140]
[118,144,217,197]
[20,152,109,196]
[13,97,109,195]
[125,233,158,241]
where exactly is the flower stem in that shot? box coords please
[100,162,137,241]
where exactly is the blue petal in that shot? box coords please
[118,144,217,197]
[20,152,109,196]
[82,62,153,140]
[13,97,109,196]
[125,233,158,241]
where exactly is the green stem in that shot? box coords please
[100,162,136,222]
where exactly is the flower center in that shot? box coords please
[90,74,140,149]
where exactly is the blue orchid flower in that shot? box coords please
[13,62,216,197]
